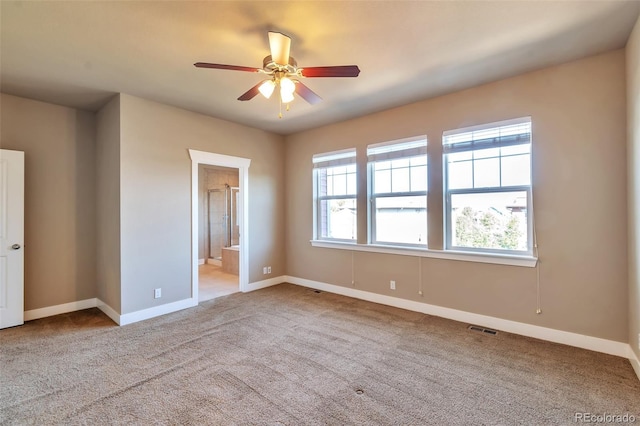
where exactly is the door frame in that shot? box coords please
[188,149,251,301]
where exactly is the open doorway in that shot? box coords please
[199,165,240,301]
[189,150,251,304]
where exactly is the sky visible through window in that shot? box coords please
[374,157,427,194]
[325,164,356,196]
[447,144,530,190]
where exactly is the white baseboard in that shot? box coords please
[198,258,205,265]
[246,275,286,292]
[85,297,201,327]
[284,276,630,359]
[27,296,198,327]
[96,299,120,325]
[24,298,97,321]
[630,347,640,381]
[118,297,198,326]
[19,277,640,383]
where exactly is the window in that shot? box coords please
[368,137,427,246]
[313,149,357,241]
[443,118,532,254]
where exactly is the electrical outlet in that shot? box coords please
[267,266,271,274]
[263,267,267,275]
[154,288,161,299]
[390,280,396,290]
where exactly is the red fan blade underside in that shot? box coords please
[300,65,360,78]
[237,81,265,101]
[295,82,322,105]
[194,62,260,73]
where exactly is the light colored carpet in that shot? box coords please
[1,283,638,425]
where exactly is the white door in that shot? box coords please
[0,149,24,329]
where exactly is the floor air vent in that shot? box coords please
[468,325,498,336]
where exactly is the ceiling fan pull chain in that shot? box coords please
[278,97,283,119]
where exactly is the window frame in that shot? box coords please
[443,117,533,256]
[313,148,357,243]
[367,136,428,248]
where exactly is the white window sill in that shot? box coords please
[310,240,537,268]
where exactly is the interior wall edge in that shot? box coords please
[246,275,287,292]
[630,347,640,381]
[96,299,120,326]
[626,11,640,369]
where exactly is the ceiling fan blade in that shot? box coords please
[268,32,291,65]
[237,81,266,101]
[300,65,361,78]
[295,81,322,105]
[194,62,260,73]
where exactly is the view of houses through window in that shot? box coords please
[450,191,528,251]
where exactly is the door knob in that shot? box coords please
[11,244,21,250]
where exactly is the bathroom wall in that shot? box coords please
[200,165,239,261]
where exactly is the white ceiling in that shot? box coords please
[1,1,639,135]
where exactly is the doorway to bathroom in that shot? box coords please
[189,149,251,304]
[199,165,240,301]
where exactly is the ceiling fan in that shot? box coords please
[194,32,360,117]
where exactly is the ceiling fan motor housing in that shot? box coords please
[262,55,298,75]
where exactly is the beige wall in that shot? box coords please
[285,50,629,342]
[96,95,121,312]
[0,94,96,310]
[627,16,640,360]
[119,94,285,314]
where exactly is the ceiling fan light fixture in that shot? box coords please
[195,31,360,117]
[268,32,291,65]
[279,77,295,95]
[258,80,276,99]
[280,86,295,104]
[279,76,296,104]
